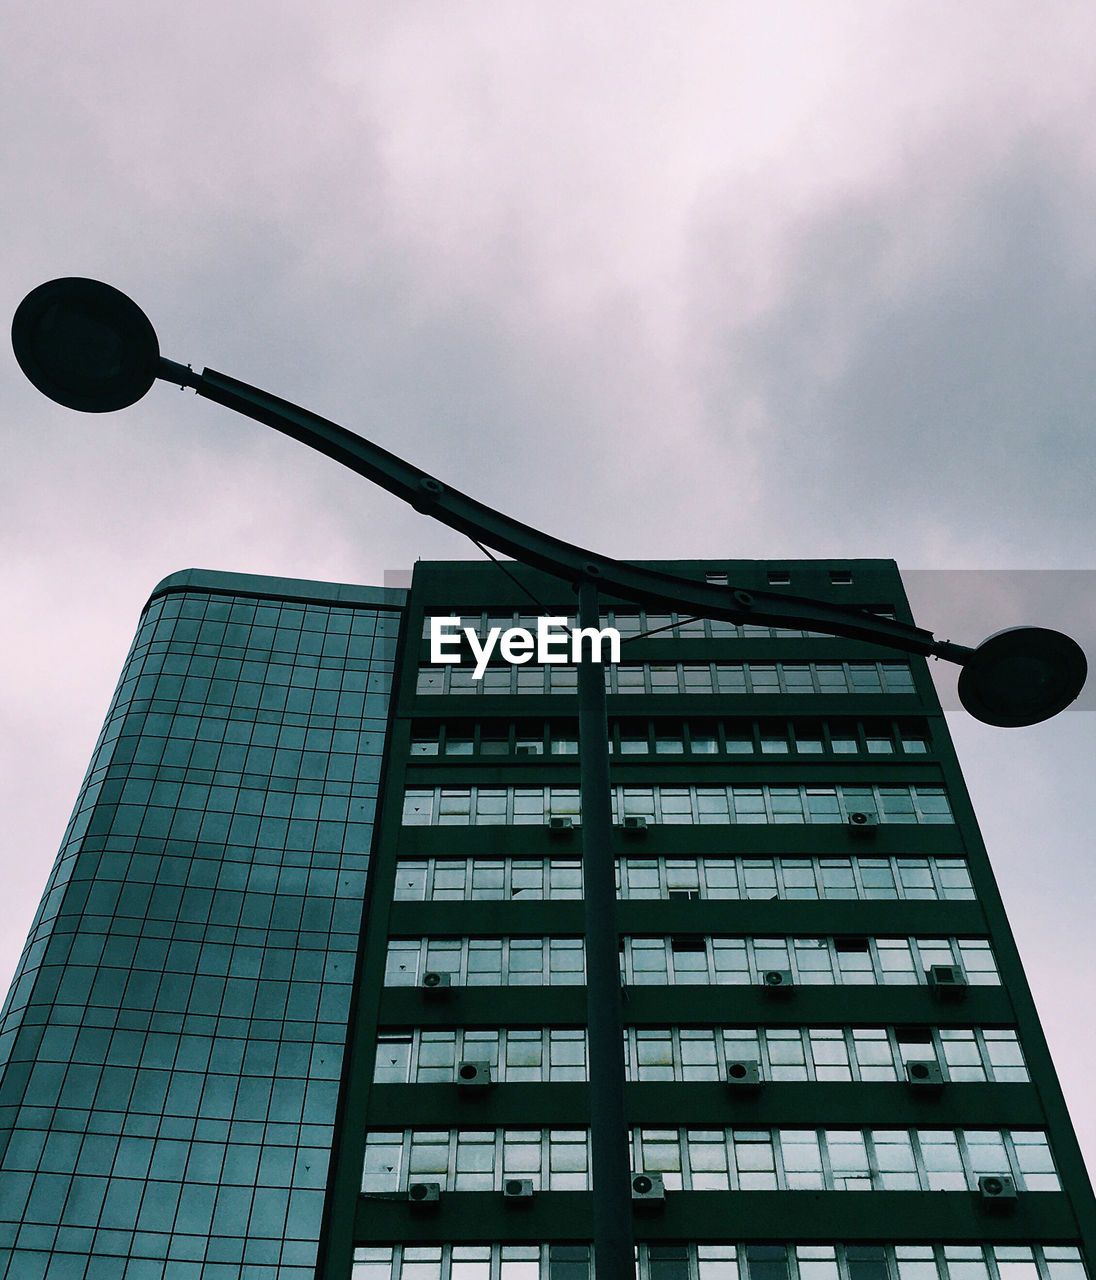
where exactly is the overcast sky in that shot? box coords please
[3,1,1095,1178]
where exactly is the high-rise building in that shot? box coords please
[1,559,1093,1280]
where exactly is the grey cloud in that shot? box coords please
[692,151,1096,564]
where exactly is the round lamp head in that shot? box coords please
[957,626,1087,727]
[12,278,159,413]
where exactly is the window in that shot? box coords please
[419,660,920,697]
[368,1125,1060,1195]
[394,859,585,902]
[780,1131,824,1189]
[374,1028,588,1083]
[374,1034,412,1082]
[825,1130,871,1189]
[398,851,970,904]
[353,1244,1086,1280]
[385,938,586,987]
[364,1130,593,1192]
[619,935,999,989]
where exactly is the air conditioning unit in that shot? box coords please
[978,1174,1018,1212]
[847,811,878,835]
[548,816,574,833]
[421,971,453,1000]
[631,1172,665,1203]
[516,745,540,756]
[905,1060,945,1092]
[622,815,648,833]
[927,964,968,1001]
[725,1060,763,1090]
[503,1178,535,1201]
[761,969,795,999]
[457,1061,493,1089]
[407,1182,441,1205]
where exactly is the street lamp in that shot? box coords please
[13,277,1086,728]
[13,277,1089,1280]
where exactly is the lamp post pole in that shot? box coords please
[12,278,1089,1280]
[575,579,634,1280]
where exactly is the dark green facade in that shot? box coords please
[323,559,1094,1280]
[1,559,1093,1280]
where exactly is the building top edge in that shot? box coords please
[148,567,406,611]
[412,558,902,572]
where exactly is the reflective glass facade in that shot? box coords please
[0,570,403,1279]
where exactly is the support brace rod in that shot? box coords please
[160,359,971,662]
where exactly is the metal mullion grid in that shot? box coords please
[895,857,938,901]
[840,1027,870,1082]
[880,1027,914,1081]
[931,1027,968,1082]
[451,1128,494,1191]
[823,856,878,899]
[974,1027,1026,1082]
[674,1127,728,1192]
[636,937,672,986]
[773,857,820,899]
[699,856,739,898]
[712,663,744,696]
[909,1128,961,1191]
[907,1027,968,1083]
[861,1127,918,1190]
[407,1028,432,1082]
[666,858,702,896]
[755,1027,809,1082]
[803,1028,838,1081]
[617,858,649,898]
[403,1027,556,1082]
[353,1243,1082,1280]
[626,1027,662,1081]
[386,1024,430,1085]
[670,1027,702,1080]
[802,1029,851,1083]
[909,935,958,981]
[716,1028,755,1080]
[516,663,543,695]
[511,1128,548,1191]
[486,612,516,636]
[411,783,947,829]
[678,1027,699,1080]
[435,858,471,900]
[731,1128,777,1192]
[792,1128,873,1190]
[402,1129,453,1191]
[484,1028,511,1081]
[670,936,716,985]
[514,858,545,900]
[402,855,527,906]
[849,857,891,900]
[777,1127,833,1191]
[913,1127,998,1191]
[999,1128,1036,1191]
[859,936,888,988]
[928,858,974,901]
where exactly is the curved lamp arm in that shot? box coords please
[13,276,1088,726]
[172,361,953,658]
